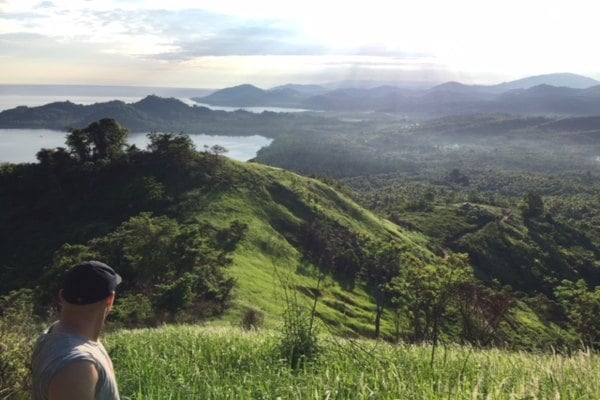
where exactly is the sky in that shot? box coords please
[1,0,599,89]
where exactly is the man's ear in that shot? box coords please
[106,292,115,307]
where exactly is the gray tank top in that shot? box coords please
[31,322,120,400]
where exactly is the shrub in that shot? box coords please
[241,307,265,331]
[277,292,320,370]
[0,289,43,400]
[110,293,154,328]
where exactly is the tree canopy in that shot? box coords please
[65,118,128,162]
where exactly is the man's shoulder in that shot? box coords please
[48,360,99,399]
[33,328,99,369]
[31,329,101,400]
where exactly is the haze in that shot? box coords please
[1,0,599,88]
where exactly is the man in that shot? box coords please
[31,261,122,400]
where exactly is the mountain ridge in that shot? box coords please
[192,73,600,115]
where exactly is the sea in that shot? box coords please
[0,85,301,163]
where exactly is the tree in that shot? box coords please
[210,144,229,168]
[66,127,91,162]
[211,144,228,158]
[42,213,243,323]
[360,240,403,338]
[455,282,514,345]
[36,147,71,167]
[87,118,128,160]
[520,192,544,218]
[301,217,365,286]
[446,168,470,186]
[389,253,474,344]
[146,132,199,174]
[66,118,128,162]
[555,279,600,346]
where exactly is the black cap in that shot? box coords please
[62,261,122,305]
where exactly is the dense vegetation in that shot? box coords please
[1,119,246,326]
[3,118,516,344]
[255,112,600,347]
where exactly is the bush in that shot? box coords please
[110,293,154,328]
[277,293,320,370]
[241,308,265,331]
[0,289,43,400]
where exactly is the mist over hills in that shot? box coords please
[2,73,599,118]
[492,73,600,91]
[194,73,600,116]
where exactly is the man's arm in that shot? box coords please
[48,361,98,400]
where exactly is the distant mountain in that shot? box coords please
[6,74,600,121]
[0,95,340,138]
[491,84,600,115]
[319,79,438,90]
[427,81,493,94]
[270,83,328,95]
[427,73,600,94]
[491,73,600,91]
[192,73,600,116]
[193,84,310,108]
[0,95,210,132]
[199,84,265,105]
[580,85,600,97]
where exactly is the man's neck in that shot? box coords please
[58,309,106,341]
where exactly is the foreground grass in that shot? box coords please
[106,325,600,400]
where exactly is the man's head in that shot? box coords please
[61,261,122,305]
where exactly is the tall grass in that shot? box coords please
[0,290,44,400]
[106,325,600,399]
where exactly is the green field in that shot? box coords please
[106,325,600,400]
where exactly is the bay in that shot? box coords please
[191,102,309,113]
[0,129,272,164]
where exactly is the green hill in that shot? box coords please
[0,122,437,340]
[174,161,437,334]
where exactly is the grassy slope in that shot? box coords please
[161,159,580,344]
[169,160,436,337]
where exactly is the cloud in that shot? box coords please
[60,7,328,60]
[0,11,44,19]
[0,3,437,62]
[0,1,475,87]
[152,26,328,60]
[0,32,110,59]
[36,1,54,8]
